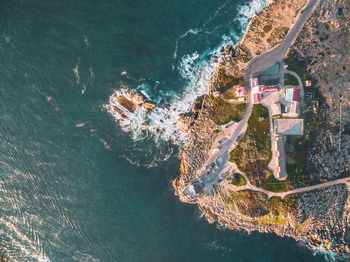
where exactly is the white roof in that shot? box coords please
[274,119,304,135]
[285,88,294,102]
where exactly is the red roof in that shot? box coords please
[258,85,279,92]
[264,86,279,92]
[254,93,260,103]
[293,88,300,101]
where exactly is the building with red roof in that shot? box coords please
[292,88,300,101]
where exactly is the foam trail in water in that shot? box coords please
[108,0,267,145]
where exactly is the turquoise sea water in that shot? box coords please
[0,0,327,261]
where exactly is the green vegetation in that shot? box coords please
[221,87,238,100]
[229,190,269,217]
[284,51,329,186]
[232,173,246,186]
[284,73,299,86]
[214,69,244,92]
[229,104,272,185]
[263,24,272,33]
[206,96,246,125]
[228,191,299,226]
[229,104,296,192]
[257,195,299,226]
[217,68,235,85]
[284,50,308,83]
[264,174,293,192]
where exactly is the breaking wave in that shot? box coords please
[108,0,267,145]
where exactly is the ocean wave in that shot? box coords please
[108,0,267,145]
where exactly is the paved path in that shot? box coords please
[232,172,350,199]
[245,0,320,80]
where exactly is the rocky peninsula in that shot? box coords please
[173,0,350,259]
[107,0,350,258]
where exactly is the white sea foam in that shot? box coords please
[108,0,267,145]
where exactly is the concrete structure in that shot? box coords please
[274,136,287,179]
[282,101,300,117]
[274,118,304,135]
[271,103,281,116]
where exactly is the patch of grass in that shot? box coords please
[232,173,246,186]
[229,190,269,217]
[284,73,299,86]
[283,50,331,186]
[229,104,271,186]
[264,174,293,192]
[214,69,244,92]
[284,50,308,82]
[221,87,238,100]
[206,96,246,125]
[228,191,299,225]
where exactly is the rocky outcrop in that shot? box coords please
[109,89,156,118]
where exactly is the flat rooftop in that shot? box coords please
[276,136,287,179]
[274,118,304,135]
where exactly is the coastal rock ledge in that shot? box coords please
[173,0,350,259]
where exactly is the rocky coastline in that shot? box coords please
[173,0,350,259]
